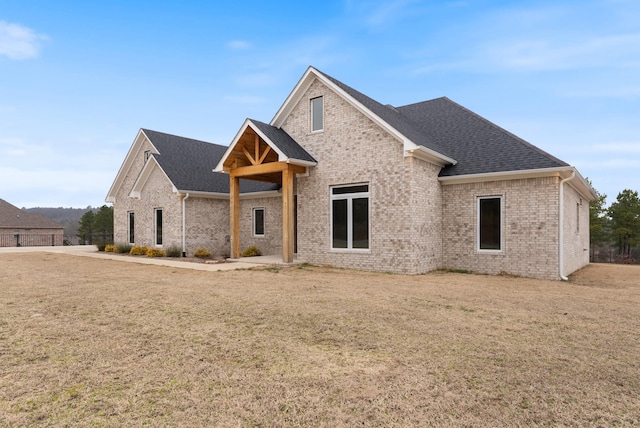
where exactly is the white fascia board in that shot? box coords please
[567,167,598,201]
[128,156,173,199]
[271,67,317,128]
[439,166,571,185]
[405,145,456,167]
[106,129,159,202]
[214,119,252,173]
[439,166,597,200]
[106,129,147,201]
[248,119,288,161]
[248,119,317,167]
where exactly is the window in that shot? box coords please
[253,207,265,237]
[576,202,580,233]
[478,196,502,251]
[311,96,323,132]
[331,184,369,250]
[155,208,163,246]
[128,211,135,244]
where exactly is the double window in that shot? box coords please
[478,196,502,251]
[155,208,163,246]
[331,184,369,250]
[128,211,135,244]
[253,207,265,237]
[311,96,323,132]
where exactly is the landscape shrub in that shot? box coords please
[165,245,182,258]
[96,241,112,252]
[241,245,262,257]
[116,243,133,254]
[129,246,148,256]
[104,245,117,253]
[146,248,166,258]
[193,248,211,259]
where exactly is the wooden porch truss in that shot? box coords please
[225,131,306,263]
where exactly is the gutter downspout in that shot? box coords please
[182,193,190,257]
[558,171,576,281]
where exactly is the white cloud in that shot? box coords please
[0,20,48,59]
[227,40,252,50]
[591,142,640,153]
[345,0,423,29]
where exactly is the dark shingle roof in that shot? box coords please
[316,68,568,176]
[249,119,317,163]
[142,129,279,193]
[395,98,568,176]
[0,199,64,229]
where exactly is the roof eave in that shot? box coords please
[439,166,597,200]
[406,145,457,167]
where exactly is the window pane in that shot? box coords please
[352,197,369,249]
[128,212,135,243]
[332,199,347,248]
[311,97,323,131]
[479,198,500,250]
[332,184,368,195]
[254,208,264,236]
[156,209,163,246]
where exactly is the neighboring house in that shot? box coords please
[0,198,64,247]
[106,130,280,256]
[108,66,595,280]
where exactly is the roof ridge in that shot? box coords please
[142,129,225,149]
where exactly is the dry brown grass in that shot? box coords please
[1,253,639,427]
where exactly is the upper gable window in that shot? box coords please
[311,96,324,132]
[144,150,151,163]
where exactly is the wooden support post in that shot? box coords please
[282,165,295,263]
[230,176,240,259]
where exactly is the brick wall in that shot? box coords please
[282,79,442,273]
[442,177,561,280]
[113,137,182,249]
[562,183,590,275]
[239,195,282,256]
[184,197,228,256]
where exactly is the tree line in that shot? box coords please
[77,205,114,245]
[590,187,640,264]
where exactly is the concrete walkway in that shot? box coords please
[0,245,297,272]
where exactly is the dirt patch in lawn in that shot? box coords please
[1,255,638,427]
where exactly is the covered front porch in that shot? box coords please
[214,118,317,263]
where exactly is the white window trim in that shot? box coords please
[476,195,504,253]
[154,208,163,247]
[311,96,324,133]
[127,211,135,245]
[253,207,265,238]
[330,183,371,252]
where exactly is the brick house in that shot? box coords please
[106,130,280,256]
[108,66,595,279]
[0,198,64,247]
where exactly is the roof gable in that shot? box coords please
[270,66,456,167]
[0,199,63,229]
[215,119,317,174]
[106,129,278,203]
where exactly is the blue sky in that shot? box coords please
[1,0,638,208]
